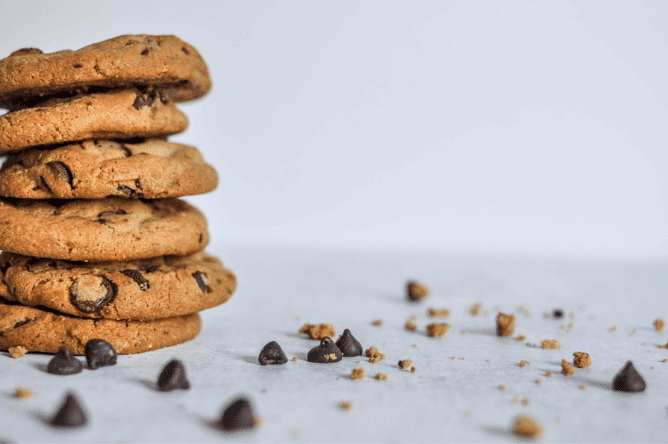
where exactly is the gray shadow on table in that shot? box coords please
[31,363,49,373]
[466,328,496,336]
[374,292,406,305]
[481,425,515,440]
[131,378,158,391]
[30,410,52,426]
[574,376,611,391]
[239,355,260,365]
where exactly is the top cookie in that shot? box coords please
[0,34,211,110]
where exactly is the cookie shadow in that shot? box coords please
[32,363,48,374]
[481,425,515,440]
[574,376,610,391]
[131,378,158,391]
[239,355,259,365]
[30,410,52,427]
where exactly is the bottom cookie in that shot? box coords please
[0,301,201,355]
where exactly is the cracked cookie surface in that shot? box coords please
[0,197,208,261]
[0,34,211,110]
[0,300,201,354]
[0,139,217,199]
[0,88,188,152]
[0,251,236,320]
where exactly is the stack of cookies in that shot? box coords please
[0,35,236,354]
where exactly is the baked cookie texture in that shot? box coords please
[0,251,237,320]
[0,34,211,109]
[0,301,201,354]
[0,198,208,261]
[0,88,188,152]
[0,139,218,199]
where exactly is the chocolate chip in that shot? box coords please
[612,361,646,392]
[141,48,149,56]
[47,349,84,375]
[9,48,43,57]
[26,258,57,273]
[181,47,190,55]
[218,397,255,432]
[552,309,564,319]
[306,337,343,363]
[47,161,73,187]
[132,91,156,109]
[406,280,429,302]
[157,359,190,391]
[120,269,150,291]
[335,329,363,357]
[69,275,116,313]
[120,144,133,158]
[50,392,87,427]
[97,209,127,220]
[192,271,211,293]
[258,341,288,365]
[38,176,53,194]
[12,319,30,329]
[137,264,159,274]
[84,339,117,370]
[117,185,137,197]
[73,63,83,69]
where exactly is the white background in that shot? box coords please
[1,0,667,259]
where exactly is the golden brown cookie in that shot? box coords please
[0,34,210,109]
[0,300,201,354]
[0,251,236,320]
[0,139,217,199]
[0,197,208,261]
[0,88,188,152]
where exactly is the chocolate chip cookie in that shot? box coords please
[0,198,208,261]
[0,251,236,320]
[0,300,201,354]
[0,88,188,152]
[0,34,210,110]
[0,139,217,199]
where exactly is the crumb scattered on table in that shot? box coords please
[412,344,419,349]
[535,378,542,384]
[545,371,553,377]
[365,346,386,363]
[427,308,450,318]
[374,372,388,381]
[372,319,383,327]
[610,325,617,333]
[292,356,297,362]
[657,341,668,350]
[404,320,417,331]
[410,366,416,373]
[496,313,515,337]
[398,359,412,369]
[339,401,353,411]
[514,335,526,342]
[407,281,430,301]
[541,339,561,349]
[521,397,530,405]
[498,384,506,391]
[298,323,335,340]
[519,360,531,368]
[426,323,450,338]
[469,302,482,316]
[573,352,591,368]
[350,368,365,380]
[14,387,34,399]
[512,415,542,438]
[654,319,665,332]
[460,329,467,334]
[580,384,586,390]
[561,359,577,376]
[8,346,27,359]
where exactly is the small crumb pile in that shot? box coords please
[469,302,482,316]
[365,346,386,363]
[514,335,526,342]
[519,360,531,368]
[404,319,417,331]
[350,368,364,380]
[406,281,430,301]
[298,323,335,340]
[653,319,665,332]
[426,323,450,338]
[573,352,591,368]
[374,373,388,381]
[372,319,383,327]
[511,415,542,438]
[496,313,515,337]
[8,346,27,359]
[398,359,412,369]
[561,359,577,376]
[14,387,34,399]
[339,401,353,411]
[541,339,561,349]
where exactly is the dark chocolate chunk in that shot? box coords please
[258,341,288,365]
[50,392,87,427]
[552,309,564,319]
[69,275,116,313]
[141,48,149,56]
[192,271,211,293]
[335,329,363,357]
[120,269,150,291]
[84,339,117,370]
[219,397,255,432]
[47,349,84,375]
[306,337,343,363]
[97,209,128,218]
[157,359,190,391]
[73,63,83,69]
[612,361,646,393]
[46,161,73,187]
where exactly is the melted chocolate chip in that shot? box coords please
[219,397,255,432]
[612,361,646,392]
[12,319,30,330]
[552,309,564,319]
[97,209,127,219]
[120,269,150,291]
[50,392,88,428]
[157,359,190,391]
[181,47,190,55]
[137,264,159,274]
[38,176,53,194]
[47,349,84,375]
[9,48,43,57]
[84,339,117,370]
[335,329,363,357]
[73,63,83,69]
[141,48,149,56]
[47,161,73,187]
[69,275,116,313]
[307,337,343,363]
[192,271,211,293]
[120,144,133,158]
[258,341,288,365]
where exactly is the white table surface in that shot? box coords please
[1,245,668,443]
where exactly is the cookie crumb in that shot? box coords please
[298,323,335,340]
[292,356,298,362]
[662,359,667,363]
[365,346,386,363]
[469,302,482,316]
[630,328,637,336]
[580,384,586,390]
[486,359,491,363]
[517,305,531,318]
[451,356,456,360]
[460,356,465,361]
[573,352,591,368]
[339,401,353,411]
[404,320,417,331]
[374,372,388,381]
[426,323,450,338]
[410,366,416,373]
[519,360,531,368]
[427,308,450,318]
[610,325,617,333]
[14,387,34,399]
[350,368,365,380]
[541,339,561,349]
[521,397,530,405]
[535,378,542,384]
[498,384,506,391]
[398,359,412,369]
[496,312,515,337]
[8,346,27,359]
[545,371,553,377]
[511,395,519,405]
[372,319,383,327]
[514,335,526,342]
[262,388,268,394]
[406,281,430,302]
[561,359,577,376]
[657,341,668,350]
[460,329,467,334]
[654,319,665,332]
[412,343,419,349]
[512,415,542,438]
